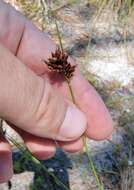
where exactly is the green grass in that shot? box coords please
[7,134,71,190]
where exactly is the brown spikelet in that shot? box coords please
[44,47,76,81]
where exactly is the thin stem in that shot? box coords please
[66,75,103,190]
[54,18,64,53]
[46,3,64,52]
[65,77,76,104]
[83,138,104,190]
[31,156,70,190]
[53,12,104,190]
[40,0,47,31]
[67,82,76,104]
[7,134,71,190]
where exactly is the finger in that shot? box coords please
[59,138,83,153]
[0,135,13,183]
[12,126,83,155]
[16,129,56,160]
[68,69,114,140]
[0,1,26,55]
[0,1,54,75]
[19,129,83,155]
[0,43,87,141]
[23,134,83,155]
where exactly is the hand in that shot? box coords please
[0,1,113,183]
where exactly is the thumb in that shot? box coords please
[0,43,87,141]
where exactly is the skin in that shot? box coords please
[0,1,113,183]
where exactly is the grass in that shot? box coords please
[7,133,71,190]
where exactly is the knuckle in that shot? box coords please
[33,81,67,138]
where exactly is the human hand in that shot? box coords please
[0,1,113,183]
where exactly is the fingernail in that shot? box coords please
[59,105,87,141]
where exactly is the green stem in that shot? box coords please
[54,18,64,53]
[7,134,71,190]
[65,79,76,104]
[31,156,70,190]
[67,82,76,104]
[48,4,64,53]
[66,80,103,190]
[83,138,104,190]
[52,9,104,190]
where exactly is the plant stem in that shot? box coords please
[65,78,76,104]
[50,6,104,190]
[31,156,70,190]
[54,18,64,53]
[67,82,76,104]
[83,137,104,190]
[67,81,104,190]
[6,134,71,190]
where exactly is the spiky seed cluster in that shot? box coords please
[44,47,76,81]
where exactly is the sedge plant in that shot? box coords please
[44,6,104,190]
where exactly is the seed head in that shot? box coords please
[44,47,76,81]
